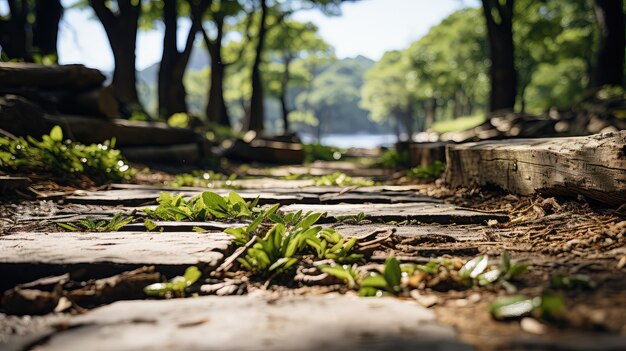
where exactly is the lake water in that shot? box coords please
[299,134,398,149]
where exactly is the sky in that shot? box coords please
[54,0,477,72]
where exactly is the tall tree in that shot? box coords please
[590,0,625,88]
[32,0,63,62]
[201,0,249,127]
[89,0,143,114]
[0,0,32,61]
[244,0,269,132]
[265,20,330,132]
[481,0,517,113]
[244,0,352,132]
[158,0,210,119]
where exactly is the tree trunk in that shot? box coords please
[482,0,517,113]
[425,98,436,129]
[158,0,180,119]
[0,0,33,62]
[90,0,142,114]
[204,16,231,127]
[279,55,292,133]
[32,0,63,61]
[590,0,625,88]
[158,0,207,119]
[245,0,268,132]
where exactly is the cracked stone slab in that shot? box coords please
[64,189,320,206]
[28,295,472,351]
[0,231,233,291]
[0,231,232,266]
[281,203,509,224]
[334,224,485,242]
[64,188,435,207]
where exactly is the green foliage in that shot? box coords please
[336,211,367,223]
[431,115,486,134]
[144,266,202,297]
[375,149,409,169]
[228,209,362,275]
[459,252,529,292]
[167,112,190,128]
[57,213,134,232]
[550,274,596,290]
[145,191,260,222]
[490,292,565,321]
[0,126,132,182]
[224,203,280,245]
[313,172,375,187]
[359,256,402,297]
[144,219,158,231]
[319,263,360,288]
[305,227,363,263]
[168,170,238,188]
[524,59,588,112]
[237,223,302,274]
[302,143,345,163]
[406,161,446,180]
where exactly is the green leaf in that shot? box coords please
[460,255,489,279]
[478,269,502,286]
[489,295,536,320]
[295,212,324,230]
[183,266,201,285]
[228,191,246,205]
[550,274,596,290]
[383,256,402,288]
[538,292,565,320]
[49,126,63,142]
[360,273,389,289]
[500,250,511,273]
[57,222,78,231]
[358,287,386,297]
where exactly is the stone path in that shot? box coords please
[2,175,625,350]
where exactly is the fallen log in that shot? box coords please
[223,138,305,164]
[0,95,56,138]
[1,86,119,119]
[119,143,203,165]
[0,62,106,90]
[445,131,626,206]
[44,115,202,147]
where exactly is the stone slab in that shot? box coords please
[29,296,471,351]
[281,203,509,224]
[0,231,231,266]
[64,189,319,206]
[334,224,484,242]
[0,231,233,291]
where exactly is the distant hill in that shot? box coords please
[138,46,210,86]
[135,53,390,135]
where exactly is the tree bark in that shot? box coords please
[279,55,293,133]
[481,0,517,113]
[32,0,63,61]
[590,0,625,88]
[245,0,268,132]
[89,0,142,114]
[0,0,33,62]
[203,15,231,127]
[158,0,208,119]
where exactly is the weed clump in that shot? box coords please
[0,126,131,182]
